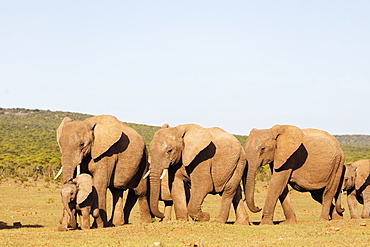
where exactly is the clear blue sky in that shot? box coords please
[1,1,369,135]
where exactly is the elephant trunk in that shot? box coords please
[149,167,165,219]
[62,166,74,183]
[62,195,76,229]
[245,161,262,213]
[61,155,80,183]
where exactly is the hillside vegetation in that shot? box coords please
[0,108,369,180]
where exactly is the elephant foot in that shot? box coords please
[190,211,210,222]
[234,218,250,225]
[92,218,104,228]
[260,217,274,225]
[361,214,370,219]
[283,218,298,224]
[331,211,343,220]
[175,216,188,221]
[139,215,153,224]
[319,216,330,221]
[161,217,171,223]
[212,217,226,224]
[58,225,68,231]
[111,217,124,226]
[198,212,210,222]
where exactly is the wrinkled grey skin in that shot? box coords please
[158,167,190,222]
[342,160,370,219]
[58,174,103,231]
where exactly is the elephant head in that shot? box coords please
[149,124,212,218]
[343,160,370,192]
[57,115,124,182]
[61,174,93,229]
[343,163,357,191]
[244,125,304,212]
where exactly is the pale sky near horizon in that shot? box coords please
[1,1,369,135]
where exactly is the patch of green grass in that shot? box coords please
[0,179,369,246]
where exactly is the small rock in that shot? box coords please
[360,222,367,226]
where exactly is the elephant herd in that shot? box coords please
[56,115,370,230]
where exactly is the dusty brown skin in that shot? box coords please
[244,125,344,225]
[149,124,249,225]
[57,115,151,226]
[155,167,190,222]
[342,159,370,219]
[59,174,103,230]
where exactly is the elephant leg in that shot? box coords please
[132,189,152,224]
[320,185,340,221]
[232,184,250,225]
[92,208,104,228]
[110,188,124,226]
[346,190,359,219]
[121,189,137,224]
[93,178,109,227]
[58,209,70,231]
[261,169,292,225]
[162,201,173,222]
[213,190,233,224]
[361,188,370,219]
[172,177,189,221]
[310,191,338,220]
[186,183,210,222]
[70,208,77,229]
[80,207,91,230]
[279,186,297,224]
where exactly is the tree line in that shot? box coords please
[0,108,369,181]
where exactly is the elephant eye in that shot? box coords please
[79,142,85,147]
[167,149,173,154]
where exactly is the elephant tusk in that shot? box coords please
[160,169,167,180]
[143,170,150,179]
[76,164,80,176]
[54,167,63,180]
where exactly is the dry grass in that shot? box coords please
[0,179,369,246]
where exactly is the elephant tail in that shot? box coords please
[335,161,346,214]
[332,152,345,215]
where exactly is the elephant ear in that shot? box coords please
[75,174,93,204]
[271,125,304,170]
[56,117,73,149]
[176,124,212,167]
[85,115,124,160]
[355,160,370,191]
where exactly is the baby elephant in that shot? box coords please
[58,174,103,230]
[342,159,370,219]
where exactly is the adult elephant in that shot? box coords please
[342,159,370,219]
[244,125,344,225]
[149,124,249,225]
[57,115,151,226]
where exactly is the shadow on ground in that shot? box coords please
[0,221,43,230]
